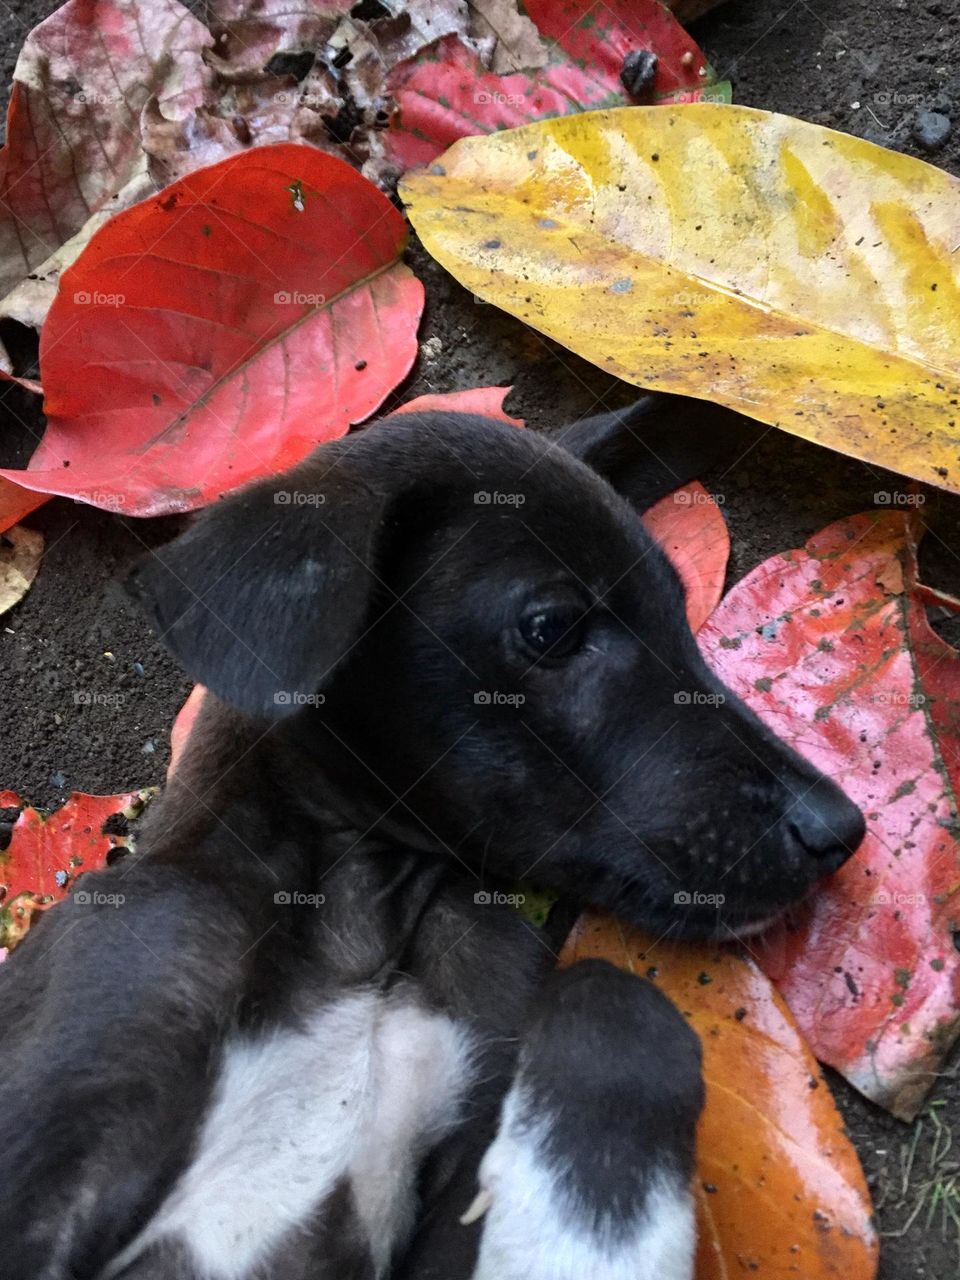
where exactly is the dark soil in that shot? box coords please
[2,1,959,1276]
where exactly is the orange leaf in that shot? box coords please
[168,684,207,779]
[0,477,47,535]
[642,481,729,632]
[560,911,878,1280]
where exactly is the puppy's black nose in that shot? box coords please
[786,777,865,874]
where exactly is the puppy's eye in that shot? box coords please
[518,602,587,660]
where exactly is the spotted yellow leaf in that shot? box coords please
[401,104,960,493]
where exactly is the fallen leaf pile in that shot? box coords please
[386,0,727,172]
[0,0,722,371]
[0,0,720,525]
[4,0,960,1272]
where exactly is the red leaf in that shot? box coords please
[385,0,721,171]
[642,482,729,632]
[390,385,523,426]
[0,788,154,951]
[0,144,423,516]
[526,0,712,98]
[699,512,960,1119]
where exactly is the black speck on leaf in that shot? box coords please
[264,50,315,81]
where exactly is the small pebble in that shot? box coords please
[49,771,67,789]
[142,739,156,755]
[620,49,658,99]
[133,661,145,677]
[912,110,952,153]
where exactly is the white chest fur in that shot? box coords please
[106,992,474,1280]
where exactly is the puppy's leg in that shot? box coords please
[0,863,254,1280]
[466,961,704,1280]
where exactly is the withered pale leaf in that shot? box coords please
[0,524,42,615]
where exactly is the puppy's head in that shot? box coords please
[128,395,864,937]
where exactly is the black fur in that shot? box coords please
[517,962,703,1224]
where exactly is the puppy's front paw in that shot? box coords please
[469,960,704,1280]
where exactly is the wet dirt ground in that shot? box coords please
[2,1,959,1275]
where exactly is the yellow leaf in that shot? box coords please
[401,104,960,493]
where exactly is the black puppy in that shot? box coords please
[0,395,863,1279]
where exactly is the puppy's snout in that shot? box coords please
[782,776,865,874]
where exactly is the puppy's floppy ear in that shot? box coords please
[557,391,751,512]
[125,456,387,719]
